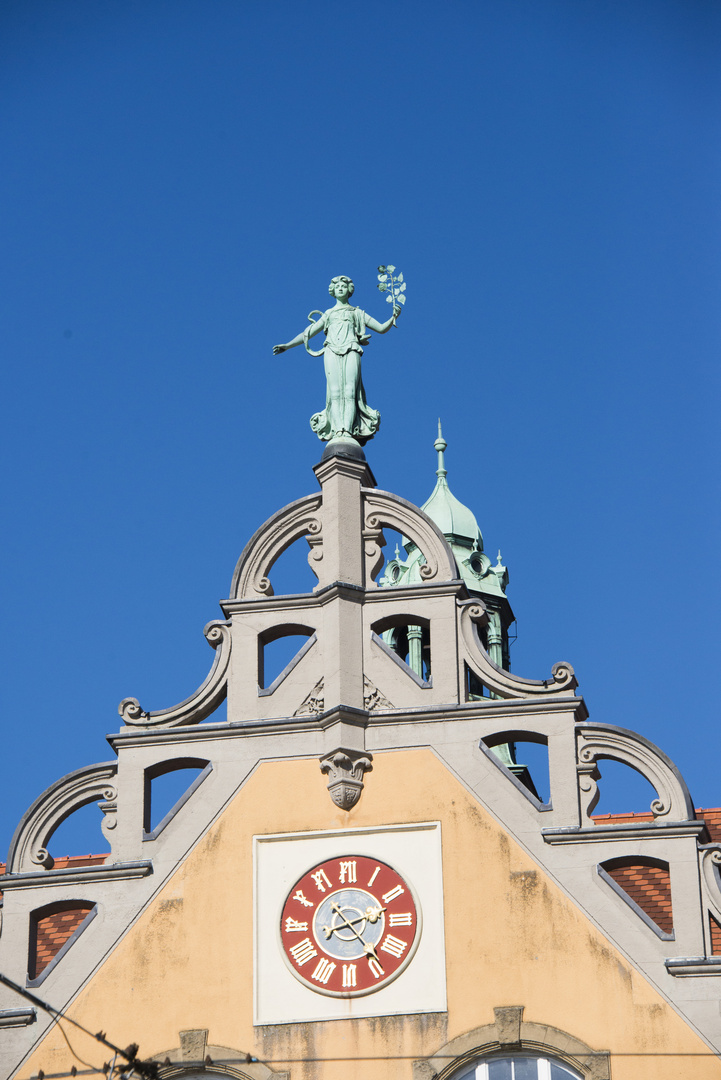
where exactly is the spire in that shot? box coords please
[421,423,483,551]
[434,419,447,478]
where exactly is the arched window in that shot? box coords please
[420,1011,609,1080]
[456,1057,581,1080]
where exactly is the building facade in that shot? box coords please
[1,438,720,1080]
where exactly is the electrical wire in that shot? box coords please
[56,1019,104,1073]
[0,971,158,1078]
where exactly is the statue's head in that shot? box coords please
[329,276,355,298]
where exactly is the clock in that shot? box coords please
[279,854,421,996]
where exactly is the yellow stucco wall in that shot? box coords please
[17,749,721,1079]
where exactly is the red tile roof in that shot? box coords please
[0,853,108,877]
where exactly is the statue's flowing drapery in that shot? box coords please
[309,306,381,444]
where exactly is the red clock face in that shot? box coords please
[280,855,421,996]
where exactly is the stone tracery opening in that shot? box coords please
[371,614,431,682]
[482,731,549,804]
[258,624,316,692]
[28,900,97,984]
[599,855,673,938]
[143,758,212,839]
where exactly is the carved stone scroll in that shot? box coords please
[6,762,118,873]
[458,599,578,699]
[119,620,231,728]
[320,749,373,810]
[230,493,322,598]
[576,724,695,822]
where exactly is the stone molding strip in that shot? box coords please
[107,696,588,750]
[665,957,721,977]
[0,1010,36,1029]
[0,860,153,890]
[543,821,707,844]
[413,1007,611,1080]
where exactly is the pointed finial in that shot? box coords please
[434,418,448,478]
[497,549,503,565]
[394,542,400,559]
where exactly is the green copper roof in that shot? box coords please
[379,423,510,604]
[421,421,483,551]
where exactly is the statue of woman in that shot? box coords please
[273,275,401,445]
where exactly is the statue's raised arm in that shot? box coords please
[273,274,402,449]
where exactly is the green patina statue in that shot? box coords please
[273,275,401,445]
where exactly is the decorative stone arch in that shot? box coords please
[151,1031,288,1080]
[576,723,695,822]
[230,493,323,599]
[7,762,117,872]
[413,1007,610,1080]
[362,488,458,585]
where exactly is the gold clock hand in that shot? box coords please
[322,905,385,939]
[329,902,384,967]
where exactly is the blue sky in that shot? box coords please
[1,0,719,855]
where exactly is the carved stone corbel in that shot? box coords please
[577,760,601,821]
[99,796,118,843]
[320,749,373,810]
[362,512,387,586]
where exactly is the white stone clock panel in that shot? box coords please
[253,821,446,1025]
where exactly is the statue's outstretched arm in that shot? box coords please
[273,319,324,355]
[365,304,401,335]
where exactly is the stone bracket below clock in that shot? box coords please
[319,747,373,810]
